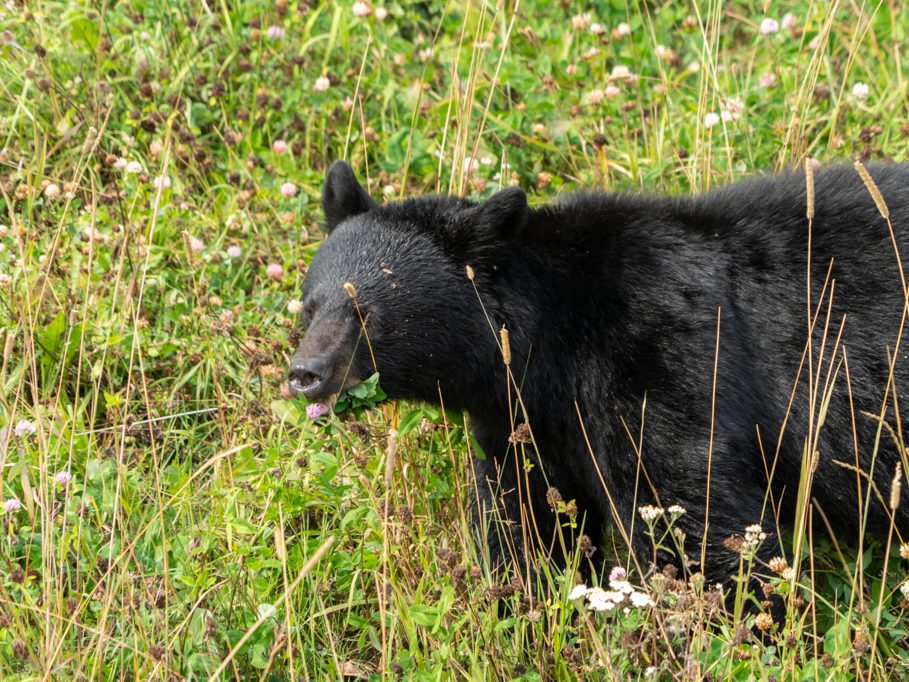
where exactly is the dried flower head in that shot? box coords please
[754,612,774,632]
[768,556,788,573]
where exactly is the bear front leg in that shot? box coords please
[471,448,563,583]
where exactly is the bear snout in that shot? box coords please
[288,355,335,399]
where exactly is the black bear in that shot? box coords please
[290,160,909,583]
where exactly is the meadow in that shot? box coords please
[1,0,908,679]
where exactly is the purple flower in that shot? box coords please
[4,498,22,513]
[609,566,626,584]
[306,402,330,420]
[55,471,73,486]
[14,419,36,437]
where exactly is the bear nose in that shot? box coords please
[288,356,333,398]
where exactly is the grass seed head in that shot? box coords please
[853,160,890,219]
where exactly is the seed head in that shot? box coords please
[890,462,902,511]
[854,160,890,220]
[805,157,815,219]
[499,326,511,365]
[343,281,357,298]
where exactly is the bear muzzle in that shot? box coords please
[288,354,338,399]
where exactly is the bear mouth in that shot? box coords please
[288,360,362,400]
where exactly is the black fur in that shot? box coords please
[293,161,909,582]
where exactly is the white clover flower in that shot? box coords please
[125,160,143,174]
[418,47,433,62]
[266,25,286,40]
[704,112,721,128]
[721,97,744,120]
[374,7,388,20]
[188,235,205,253]
[4,498,22,512]
[44,183,61,200]
[15,419,37,437]
[114,157,128,170]
[615,22,631,37]
[314,76,331,92]
[851,82,870,101]
[352,2,371,17]
[462,157,479,175]
[900,580,909,599]
[55,471,72,485]
[604,84,621,99]
[760,18,779,35]
[281,182,298,198]
[609,566,626,583]
[571,13,592,31]
[153,174,171,190]
[759,71,777,88]
[382,184,395,197]
[781,13,799,30]
[0,273,11,287]
[149,139,164,156]
[589,23,605,35]
[287,299,304,315]
[226,245,242,258]
[610,64,632,80]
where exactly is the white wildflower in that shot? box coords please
[851,82,870,101]
[759,18,779,35]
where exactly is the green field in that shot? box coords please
[1,0,908,679]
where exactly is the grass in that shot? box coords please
[1,0,908,679]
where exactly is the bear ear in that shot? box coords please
[472,186,528,237]
[322,160,379,232]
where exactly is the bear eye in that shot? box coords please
[301,300,317,326]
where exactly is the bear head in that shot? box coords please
[288,161,529,409]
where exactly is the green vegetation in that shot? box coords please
[1,0,908,679]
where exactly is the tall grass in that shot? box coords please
[0,0,908,679]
